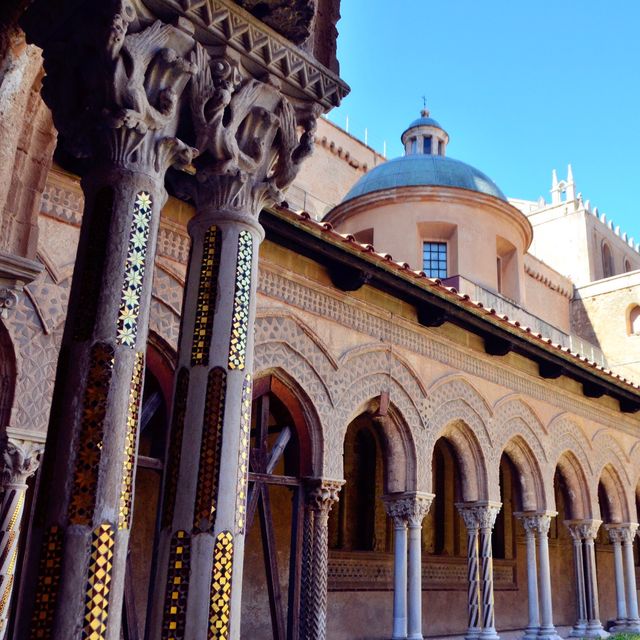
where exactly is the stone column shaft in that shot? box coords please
[614,524,640,632]
[516,515,540,640]
[392,521,408,639]
[0,439,42,639]
[535,515,559,640]
[606,526,628,628]
[457,502,501,640]
[566,520,606,638]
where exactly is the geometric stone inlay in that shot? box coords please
[191,226,221,366]
[118,352,144,529]
[208,531,234,640]
[194,367,226,532]
[29,526,64,639]
[162,368,189,529]
[68,343,115,525]
[82,524,115,640]
[161,530,190,640]
[234,374,252,534]
[228,231,253,370]
[116,191,153,347]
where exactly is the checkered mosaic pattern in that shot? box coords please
[234,374,252,534]
[83,524,115,640]
[208,531,234,640]
[161,530,190,640]
[30,526,63,639]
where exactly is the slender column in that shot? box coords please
[148,46,321,639]
[406,494,433,640]
[620,524,640,632]
[299,503,315,640]
[516,514,540,640]
[606,526,628,629]
[458,502,501,640]
[566,522,588,637]
[383,497,409,639]
[532,514,560,640]
[307,480,342,640]
[19,10,197,639]
[567,520,607,638]
[0,438,42,639]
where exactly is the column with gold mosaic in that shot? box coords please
[150,47,319,640]
[17,8,198,639]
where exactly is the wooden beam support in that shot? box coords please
[416,301,448,327]
[484,335,513,356]
[327,263,371,291]
[538,361,564,379]
[583,381,605,398]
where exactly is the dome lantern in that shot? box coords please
[400,107,449,157]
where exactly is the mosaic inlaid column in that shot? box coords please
[18,10,198,639]
[0,438,43,638]
[149,45,321,640]
[606,526,628,630]
[566,522,588,638]
[306,480,342,640]
[516,514,540,640]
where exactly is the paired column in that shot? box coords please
[19,11,198,639]
[606,524,640,633]
[457,502,501,640]
[565,520,608,638]
[0,438,43,639]
[517,512,561,640]
[383,492,434,640]
[148,45,319,640]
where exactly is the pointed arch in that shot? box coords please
[598,463,631,524]
[554,450,593,520]
[501,435,547,511]
[0,320,16,429]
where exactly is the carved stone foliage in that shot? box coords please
[457,502,502,531]
[188,45,318,216]
[234,0,315,44]
[29,2,198,175]
[518,512,553,537]
[0,437,43,485]
[382,492,434,527]
[566,519,602,541]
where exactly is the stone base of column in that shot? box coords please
[536,626,562,640]
[568,623,587,638]
[479,628,500,640]
[407,633,423,640]
[583,622,609,638]
[620,619,640,633]
[523,626,540,640]
[464,629,482,640]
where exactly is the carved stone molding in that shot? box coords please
[565,519,602,541]
[0,250,44,318]
[0,436,44,486]
[456,501,502,531]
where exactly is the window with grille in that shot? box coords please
[423,241,447,278]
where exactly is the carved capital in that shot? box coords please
[0,437,44,486]
[606,523,639,544]
[456,501,502,531]
[565,519,602,541]
[33,2,198,176]
[0,288,19,319]
[383,492,434,528]
[516,511,555,537]
[189,45,319,217]
[305,478,343,513]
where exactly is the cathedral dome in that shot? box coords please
[341,108,506,203]
[342,154,507,202]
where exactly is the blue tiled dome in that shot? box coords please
[402,115,442,134]
[342,154,507,202]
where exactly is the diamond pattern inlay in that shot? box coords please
[119,352,144,529]
[117,191,153,347]
[208,531,233,640]
[194,367,226,531]
[82,524,115,640]
[161,530,190,640]
[228,231,253,370]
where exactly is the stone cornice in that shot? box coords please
[0,251,44,286]
[141,0,349,109]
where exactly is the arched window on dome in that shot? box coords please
[628,305,640,336]
[423,136,432,155]
[602,242,614,278]
[624,258,632,273]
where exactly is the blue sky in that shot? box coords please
[328,1,640,237]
